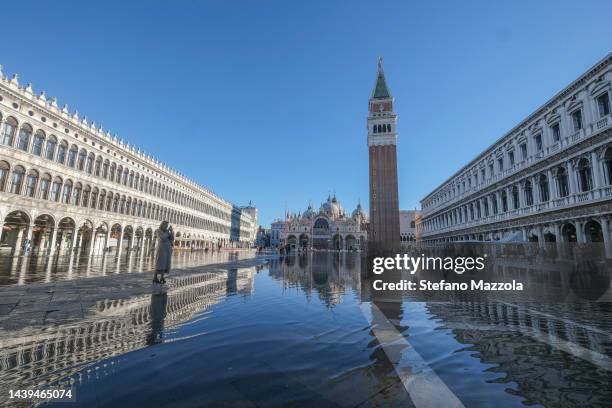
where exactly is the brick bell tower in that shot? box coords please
[367,58,400,254]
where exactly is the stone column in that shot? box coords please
[48,228,57,254]
[553,223,564,258]
[567,161,577,196]
[494,191,500,213]
[555,223,563,243]
[152,232,158,257]
[547,169,557,199]
[127,234,133,254]
[505,187,511,211]
[532,176,540,205]
[14,228,24,255]
[537,225,545,248]
[23,223,34,255]
[40,230,48,251]
[600,217,612,258]
[116,227,124,257]
[591,151,602,190]
[88,229,97,256]
[105,229,112,253]
[575,220,585,243]
[71,228,79,252]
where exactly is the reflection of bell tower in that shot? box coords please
[367,58,400,254]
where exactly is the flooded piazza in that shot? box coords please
[0,250,256,287]
[0,246,610,407]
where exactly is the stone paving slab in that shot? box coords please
[0,255,274,346]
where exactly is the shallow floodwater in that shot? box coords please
[0,250,251,286]
[2,250,612,407]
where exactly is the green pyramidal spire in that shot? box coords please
[371,57,391,99]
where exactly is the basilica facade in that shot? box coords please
[280,195,367,251]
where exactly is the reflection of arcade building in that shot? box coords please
[281,195,368,251]
[0,267,256,402]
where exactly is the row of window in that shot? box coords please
[423,150,612,232]
[424,91,611,209]
[400,234,416,242]
[0,114,231,222]
[0,161,231,235]
[372,123,392,134]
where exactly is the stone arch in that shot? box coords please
[16,123,32,151]
[561,222,577,243]
[298,233,309,249]
[32,213,55,254]
[109,223,123,255]
[9,164,25,194]
[2,116,18,146]
[604,146,612,185]
[584,219,603,243]
[56,140,68,164]
[96,221,109,233]
[286,235,297,250]
[576,157,593,192]
[134,226,144,253]
[527,228,539,242]
[0,160,10,191]
[56,217,77,252]
[332,234,342,250]
[543,232,556,242]
[45,135,57,160]
[0,210,31,252]
[345,234,357,250]
[359,235,366,250]
[313,217,330,230]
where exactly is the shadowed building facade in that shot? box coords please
[419,54,612,246]
[368,59,400,253]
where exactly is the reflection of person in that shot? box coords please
[146,293,168,345]
[154,221,174,284]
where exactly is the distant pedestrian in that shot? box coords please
[154,221,174,284]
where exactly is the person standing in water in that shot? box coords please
[154,221,174,284]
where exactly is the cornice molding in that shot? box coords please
[423,127,611,219]
[421,53,612,202]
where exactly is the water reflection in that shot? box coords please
[0,250,255,286]
[0,263,258,406]
[0,247,610,407]
[146,293,168,346]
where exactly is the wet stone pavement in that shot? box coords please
[0,248,610,408]
[0,252,266,344]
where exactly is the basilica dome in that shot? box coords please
[302,204,316,219]
[352,203,366,220]
[320,195,343,219]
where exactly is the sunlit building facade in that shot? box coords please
[420,54,612,245]
[281,195,368,251]
[0,67,257,255]
[399,210,419,245]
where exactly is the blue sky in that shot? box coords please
[2,1,611,226]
